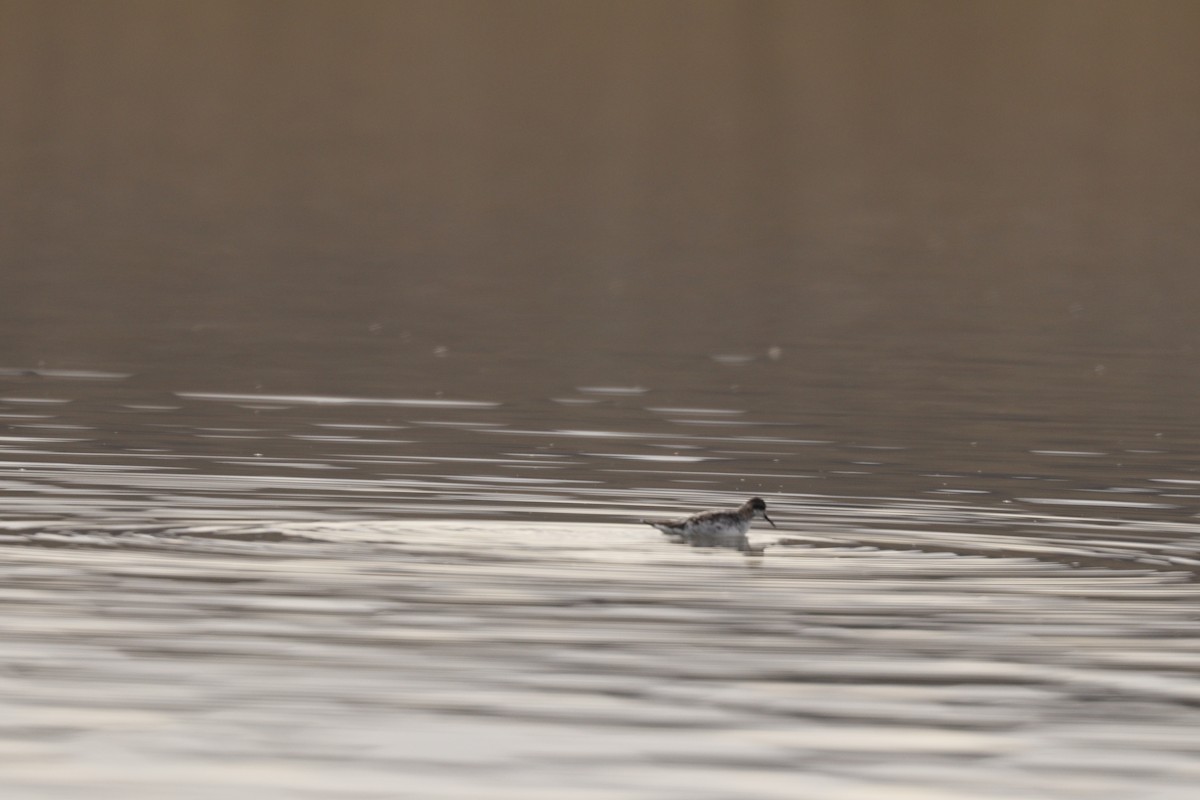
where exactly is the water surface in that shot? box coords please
[3,2,1200,798]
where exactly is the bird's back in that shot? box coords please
[644,508,750,537]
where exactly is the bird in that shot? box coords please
[642,497,776,549]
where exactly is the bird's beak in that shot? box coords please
[764,514,777,528]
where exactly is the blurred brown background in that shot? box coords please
[2,1,1199,389]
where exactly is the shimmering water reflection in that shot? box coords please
[1,373,1200,797]
[1,520,1198,799]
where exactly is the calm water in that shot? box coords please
[3,2,1200,798]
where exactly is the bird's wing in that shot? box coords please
[643,508,724,525]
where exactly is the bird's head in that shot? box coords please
[746,497,776,528]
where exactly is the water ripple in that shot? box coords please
[0,520,1196,798]
[177,391,500,409]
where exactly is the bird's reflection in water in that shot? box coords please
[660,529,766,555]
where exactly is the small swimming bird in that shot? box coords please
[643,497,776,544]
